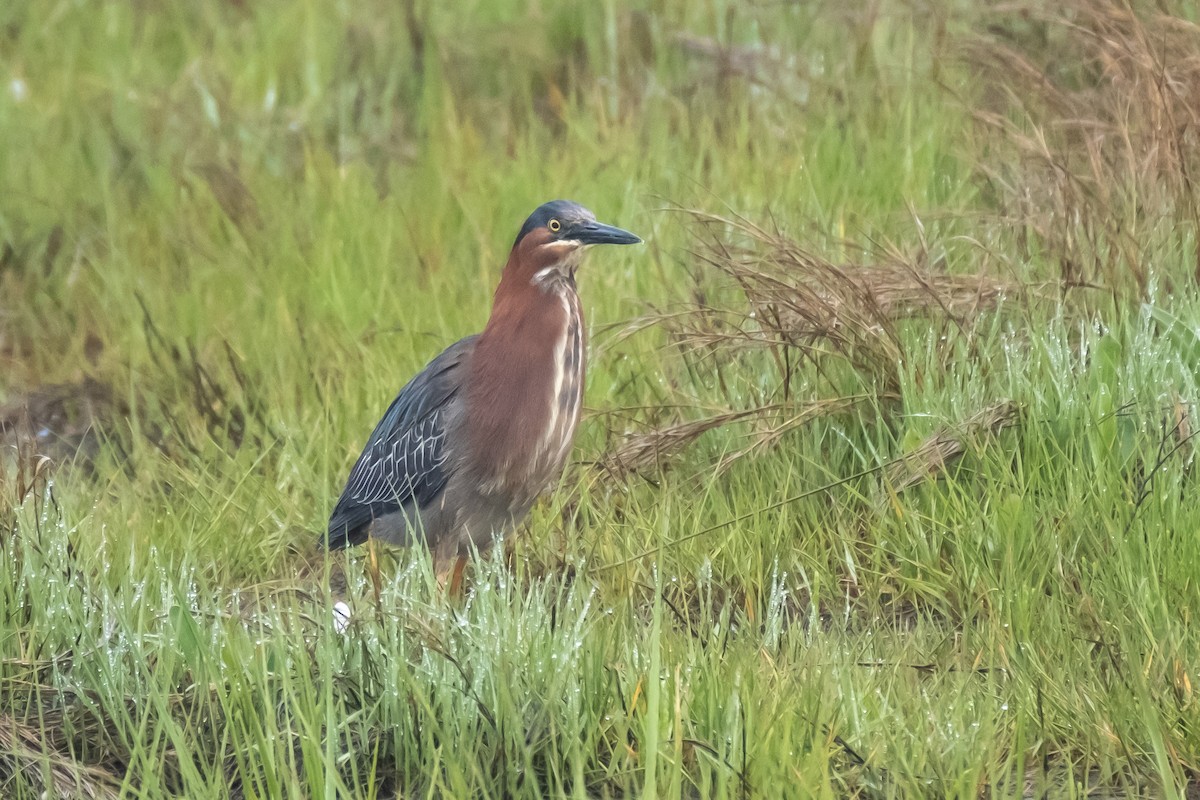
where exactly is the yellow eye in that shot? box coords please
[548,219,561,233]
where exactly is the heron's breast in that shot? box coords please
[466,286,585,501]
[541,290,585,473]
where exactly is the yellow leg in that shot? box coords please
[435,555,469,598]
[366,539,382,607]
[449,556,469,597]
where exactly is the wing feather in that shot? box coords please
[323,335,476,549]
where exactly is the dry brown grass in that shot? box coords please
[595,208,1030,481]
[963,0,1200,291]
[597,0,1200,481]
[882,400,1021,495]
[668,210,1025,394]
[0,712,121,800]
[0,415,56,532]
[597,396,867,481]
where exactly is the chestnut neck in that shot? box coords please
[463,237,585,491]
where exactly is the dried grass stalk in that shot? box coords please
[600,407,764,480]
[0,415,56,526]
[963,0,1200,288]
[1172,394,1194,468]
[599,396,868,481]
[598,209,1026,480]
[668,210,1024,395]
[0,713,121,800]
[884,401,1020,493]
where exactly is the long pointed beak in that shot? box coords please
[573,220,642,246]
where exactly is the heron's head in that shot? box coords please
[509,200,641,288]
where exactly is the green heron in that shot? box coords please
[323,200,640,581]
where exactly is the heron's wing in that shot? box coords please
[324,335,477,549]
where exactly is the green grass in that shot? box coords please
[3,0,1200,796]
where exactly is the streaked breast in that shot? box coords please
[535,288,584,485]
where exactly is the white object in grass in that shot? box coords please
[332,601,352,634]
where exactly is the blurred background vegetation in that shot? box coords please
[2,0,1200,797]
